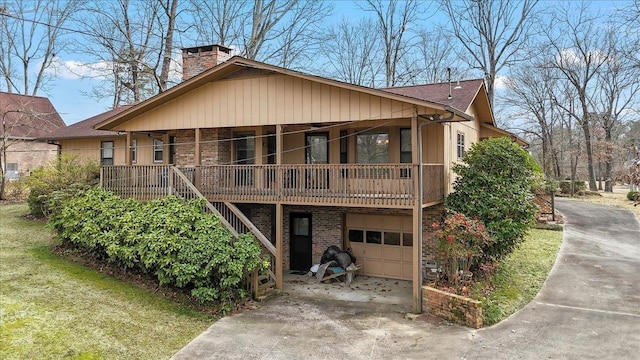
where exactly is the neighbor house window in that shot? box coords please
[356,132,389,163]
[100,141,114,165]
[457,132,465,160]
[154,139,164,163]
[131,139,137,163]
[6,163,19,180]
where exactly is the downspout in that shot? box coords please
[416,120,428,313]
[415,112,456,313]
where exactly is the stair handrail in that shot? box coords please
[170,166,239,237]
[171,167,276,256]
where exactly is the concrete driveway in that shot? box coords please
[172,198,640,359]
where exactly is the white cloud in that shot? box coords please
[557,48,609,67]
[494,75,510,89]
[46,57,114,80]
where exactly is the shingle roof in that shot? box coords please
[381,79,485,113]
[44,105,133,140]
[0,92,66,139]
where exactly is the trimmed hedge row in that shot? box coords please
[48,188,265,305]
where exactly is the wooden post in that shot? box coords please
[195,128,201,190]
[275,203,283,289]
[411,112,423,313]
[125,132,132,165]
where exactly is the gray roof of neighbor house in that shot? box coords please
[43,105,133,140]
[0,92,66,139]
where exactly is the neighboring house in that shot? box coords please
[0,92,66,180]
[91,44,524,312]
[43,105,156,166]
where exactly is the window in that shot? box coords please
[400,129,412,163]
[234,133,255,164]
[340,130,348,164]
[402,233,413,247]
[131,139,137,163]
[154,139,164,163]
[349,229,364,243]
[366,230,382,244]
[384,232,401,246]
[305,133,328,164]
[356,132,389,163]
[100,141,114,165]
[6,163,19,180]
[457,132,465,160]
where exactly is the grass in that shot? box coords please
[0,204,215,360]
[473,228,563,326]
[567,186,640,220]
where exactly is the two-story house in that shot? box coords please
[81,45,522,313]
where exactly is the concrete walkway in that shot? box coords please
[172,199,640,359]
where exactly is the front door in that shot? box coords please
[234,133,255,186]
[290,213,312,271]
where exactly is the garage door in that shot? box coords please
[346,214,413,280]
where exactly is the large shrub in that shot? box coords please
[26,155,99,217]
[445,137,539,263]
[49,188,265,304]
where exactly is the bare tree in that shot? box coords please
[323,18,381,87]
[591,30,640,192]
[402,28,465,85]
[545,3,615,191]
[188,0,332,69]
[188,0,246,47]
[360,0,422,87]
[76,0,183,107]
[0,0,81,95]
[440,0,539,105]
[505,59,563,179]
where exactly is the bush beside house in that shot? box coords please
[49,188,266,308]
[26,155,99,217]
[427,138,543,327]
[445,137,540,265]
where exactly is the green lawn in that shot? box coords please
[474,228,563,326]
[0,204,215,359]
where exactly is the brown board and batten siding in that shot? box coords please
[112,74,427,132]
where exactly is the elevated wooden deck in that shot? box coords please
[101,164,444,208]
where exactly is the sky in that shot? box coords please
[6,0,626,126]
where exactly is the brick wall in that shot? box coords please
[4,140,58,178]
[283,205,344,270]
[181,45,232,81]
[200,128,231,165]
[422,286,483,328]
[174,129,195,166]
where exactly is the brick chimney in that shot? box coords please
[181,44,232,81]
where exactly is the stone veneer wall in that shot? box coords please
[422,286,483,328]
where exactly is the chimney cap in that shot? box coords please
[181,44,232,55]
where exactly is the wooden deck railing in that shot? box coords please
[101,163,445,208]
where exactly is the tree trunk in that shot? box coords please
[581,115,597,191]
